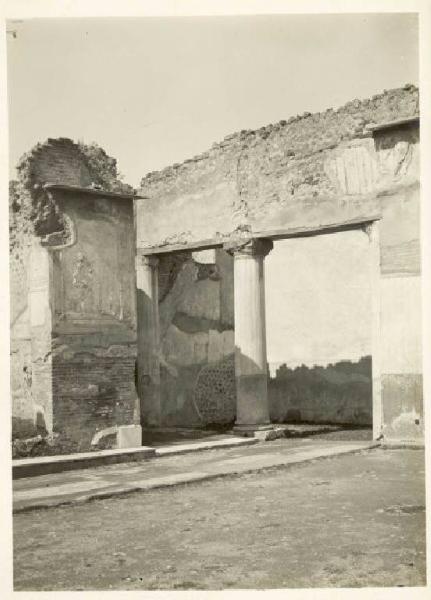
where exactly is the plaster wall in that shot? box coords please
[10,183,37,439]
[157,249,235,427]
[10,257,35,439]
[10,239,54,443]
[379,188,422,442]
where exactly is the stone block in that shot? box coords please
[253,427,289,441]
[117,424,142,449]
[232,425,286,441]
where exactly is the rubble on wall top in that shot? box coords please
[140,84,419,186]
[11,137,134,243]
[16,137,133,195]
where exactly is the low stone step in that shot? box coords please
[13,446,156,479]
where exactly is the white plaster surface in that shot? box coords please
[29,289,49,327]
[380,275,422,374]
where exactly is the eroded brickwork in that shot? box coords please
[52,356,137,453]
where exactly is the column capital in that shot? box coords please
[361,220,379,243]
[224,237,273,258]
[136,253,159,268]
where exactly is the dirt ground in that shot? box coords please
[13,447,426,590]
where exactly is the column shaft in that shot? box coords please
[227,238,273,433]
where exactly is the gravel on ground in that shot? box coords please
[13,447,426,590]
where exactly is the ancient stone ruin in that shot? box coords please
[10,85,422,456]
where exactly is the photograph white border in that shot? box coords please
[1,2,429,599]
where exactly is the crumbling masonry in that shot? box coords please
[10,85,422,456]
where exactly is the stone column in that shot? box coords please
[226,238,274,437]
[136,253,161,427]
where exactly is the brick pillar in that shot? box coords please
[225,238,274,436]
[136,254,161,427]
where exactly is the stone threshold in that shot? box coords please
[12,436,259,479]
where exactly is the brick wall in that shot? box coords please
[52,356,137,452]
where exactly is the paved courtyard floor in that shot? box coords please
[13,446,426,590]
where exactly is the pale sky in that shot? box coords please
[7,13,418,187]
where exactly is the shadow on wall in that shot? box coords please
[269,356,372,426]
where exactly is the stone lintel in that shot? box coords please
[43,182,142,200]
[136,214,381,257]
[136,239,222,256]
[136,254,159,269]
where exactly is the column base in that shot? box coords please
[232,424,278,441]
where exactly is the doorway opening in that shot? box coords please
[265,228,375,441]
